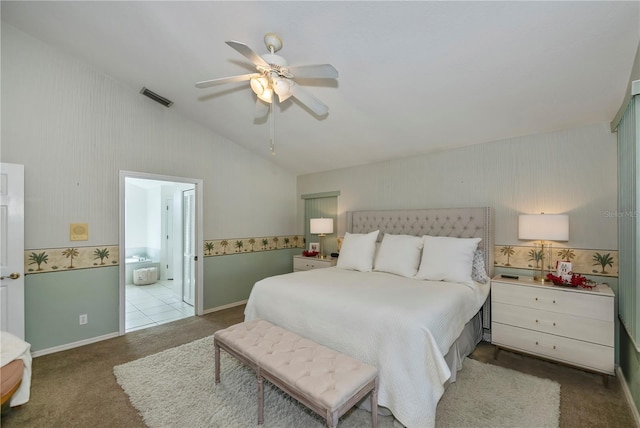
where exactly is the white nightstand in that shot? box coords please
[491,274,614,382]
[293,255,337,272]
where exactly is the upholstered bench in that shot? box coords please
[1,359,23,407]
[214,319,378,428]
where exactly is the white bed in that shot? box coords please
[245,207,493,428]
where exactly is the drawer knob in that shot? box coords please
[553,345,556,350]
[535,297,538,301]
[553,300,556,304]
[535,341,539,345]
[535,319,538,323]
[553,322,556,327]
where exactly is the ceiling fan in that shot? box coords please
[195,33,338,118]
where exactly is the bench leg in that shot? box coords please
[257,371,264,426]
[326,409,338,428]
[214,344,221,384]
[371,378,378,428]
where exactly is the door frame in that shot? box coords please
[181,188,196,306]
[118,170,204,335]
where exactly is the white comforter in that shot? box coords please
[244,267,489,428]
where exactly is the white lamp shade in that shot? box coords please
[310,218,333,235]
[250,76,268,96]
[273,78,291,97]
[518,214,569,241]
[257,87,273,103]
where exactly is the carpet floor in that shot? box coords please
[0,305,636,427]
[114,335,560,428]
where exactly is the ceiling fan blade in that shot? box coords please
[255,98,269,118]
[287,64,338,79]
[226,40,270,68]
[289,84,329,116]
[195,73,259,88]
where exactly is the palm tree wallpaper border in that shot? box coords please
[204,235,305,256]
[24,245,120,275]
[494,245,618,277]
[23,235,305,275]
[23,241,617,278]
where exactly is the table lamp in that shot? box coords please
[310,218,333,259]
[518,213,569,282]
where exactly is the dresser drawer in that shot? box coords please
[492,302,613,346]
[492,323,614,374]
[492,281,613,321]
[293,257,335,271]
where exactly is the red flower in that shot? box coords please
[546,272,595,289]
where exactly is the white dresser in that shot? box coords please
[293,255,337,272]
[491,275,614,377]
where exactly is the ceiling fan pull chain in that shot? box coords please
[269,100,276,155]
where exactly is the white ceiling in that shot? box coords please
[2,1,639,176]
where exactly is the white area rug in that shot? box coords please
[114,335,560,428]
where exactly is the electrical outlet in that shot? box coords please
[79,314,88,325]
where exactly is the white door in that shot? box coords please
[0,163,25,339]
[182,189,195,306]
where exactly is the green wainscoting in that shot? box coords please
[203,248,300,310]
[25,266,120,353]
[620,327,640,418]
[24,249,301,353]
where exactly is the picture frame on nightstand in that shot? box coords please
[309,242,320,252]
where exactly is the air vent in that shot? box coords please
[140,87,173,107]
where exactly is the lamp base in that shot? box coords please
[532,241,553,283]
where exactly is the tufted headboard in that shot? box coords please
[346,207,493,327]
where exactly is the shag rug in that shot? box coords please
[114,335,560,428]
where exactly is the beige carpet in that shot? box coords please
[114,335,560,428]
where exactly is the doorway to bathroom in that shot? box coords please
[119,171,203,334]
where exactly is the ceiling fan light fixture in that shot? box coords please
[273,78,292,101]
[250,76,269,96]
[257,87,274,103]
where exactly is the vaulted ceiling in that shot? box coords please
[2,1,639,175]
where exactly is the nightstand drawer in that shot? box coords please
[492,281,613,321]
[492,323,614,374]
[492,302,614,346]
[293,257,336,271]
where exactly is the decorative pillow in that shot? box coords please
[471,250,490,284]
[415,236,481,285]
[336,230,380,272]
[374,234,424,277]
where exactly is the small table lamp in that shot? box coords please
[518,213,569,283]
[310,218,333,259]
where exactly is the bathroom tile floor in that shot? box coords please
[125,279,194,332]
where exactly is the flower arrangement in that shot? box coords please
[546,272,596,289]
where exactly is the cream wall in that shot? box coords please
[1,24,297,249]
[297,122,617,252]
[1,24,299,352]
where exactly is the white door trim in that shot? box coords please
[118,170,204,335]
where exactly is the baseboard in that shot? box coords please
[31,332,120,358]
[616,366,640,428]
[202,299,247,315]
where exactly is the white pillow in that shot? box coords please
[374,234,424,277]
[415,236,481,285]
[336,230,380,272]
